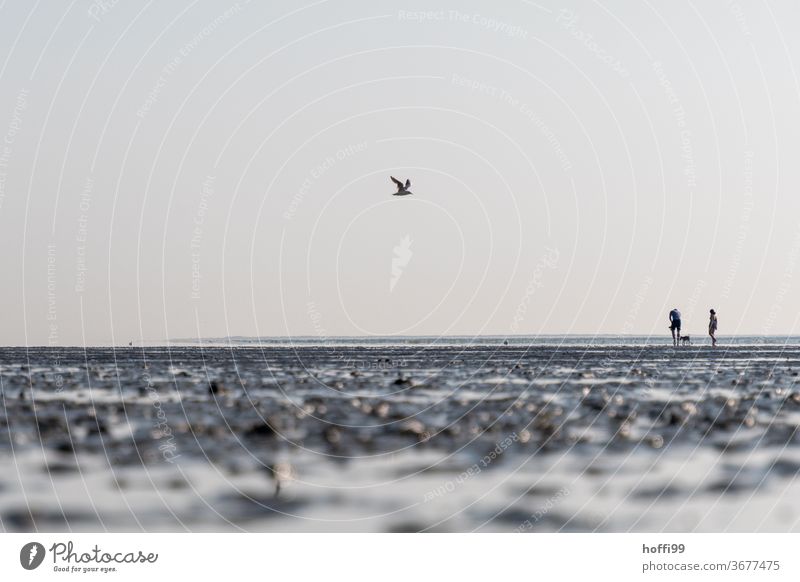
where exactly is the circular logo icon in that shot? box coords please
[20,542,46,570]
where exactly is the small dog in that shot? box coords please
[679,335,691,346]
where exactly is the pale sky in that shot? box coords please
[1,0,800,345]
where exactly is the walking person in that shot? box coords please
[708,309,718,347]
[669,307,681,346]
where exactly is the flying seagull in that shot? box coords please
[390,176,413,196]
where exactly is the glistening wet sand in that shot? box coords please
[2,343,800,531]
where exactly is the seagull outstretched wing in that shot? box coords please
[405,179,411,189]
[390,176,404,188]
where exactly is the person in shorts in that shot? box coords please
[669,308,681,346]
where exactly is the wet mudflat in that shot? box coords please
[2,343,800,532]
